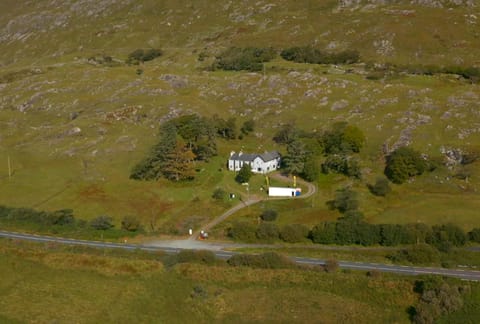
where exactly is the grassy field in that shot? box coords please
[0,239,431,323]
[1,0,480,236]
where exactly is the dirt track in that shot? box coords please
[188,173,316,240]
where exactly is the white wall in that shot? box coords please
[268,187,301,197]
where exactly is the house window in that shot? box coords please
[258,168,261,172]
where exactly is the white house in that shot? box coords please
[228,151,281,174]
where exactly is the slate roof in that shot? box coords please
[229,151,280,162]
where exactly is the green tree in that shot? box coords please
[302,155,320,181]
[322,122,365,154]
[235,163,253,184]
[162,139,196,181]
[273,123,298,144]
[240,119,255,135]
[385,146,427,184]
[283,139,308,175]
[130,122,177,180]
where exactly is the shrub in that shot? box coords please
[121,215,141,232]
[280,46,360,64]
[385,146,427,184]
[228,252,294,269]
[227,221,257,242]
[176,250,217,265]
[279,224,309,243]
[324,259,339,273]
[90,215,114,230]
[310,222,337,244]
[468,228,480,243]
[260,209,278,221]
[126,48,163,65]
[256,223,279,241]
[368,177,391,196]
[213,47,276,72]
[240,119,255,135]
[327,187,359,213]
[212,188,226,200]
[388,244,440,264]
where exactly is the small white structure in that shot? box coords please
[268,187,302,197]
[228,151,281,174]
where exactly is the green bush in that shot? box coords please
[213,47,276,71]
[126,48,163,65]
[468,228,480,243]
[327,187,359,213]
[227,221,257,242]
[324,259,339,273]
[256,223,279,241]
[212,188,227,200]
[384,146,427,184]
[388,244,440,264]
[227,252,294,269]
[280,46,360,65]
[368,177,391,196]
[176,250,217,265]
[90,215,114,230]
[121,215,141,232]
[279,224,309,243]
[310,222,337,244]
[260,209,278,221]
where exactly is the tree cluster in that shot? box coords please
[311,218,470,250]
[280,46,360,65]
[412,277,468,324]
[0,205,142,237]
[0,206,75,227]
[131,114,235,181]
[366,62,480,83]
[126,48,163,65]
[213,47,276,71]
[273,122,365,181]
[228,221,309,243]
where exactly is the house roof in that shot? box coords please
[230,151,280,162]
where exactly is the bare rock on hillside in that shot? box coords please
[160,74,188,89]
[374,38,395,56]
[331,99,349,111]
[264,98,282,105]
[440,146,464,169]
[66,127,82,136]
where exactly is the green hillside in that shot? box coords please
[1,0,480,234]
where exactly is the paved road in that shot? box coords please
[2,230,480,281]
